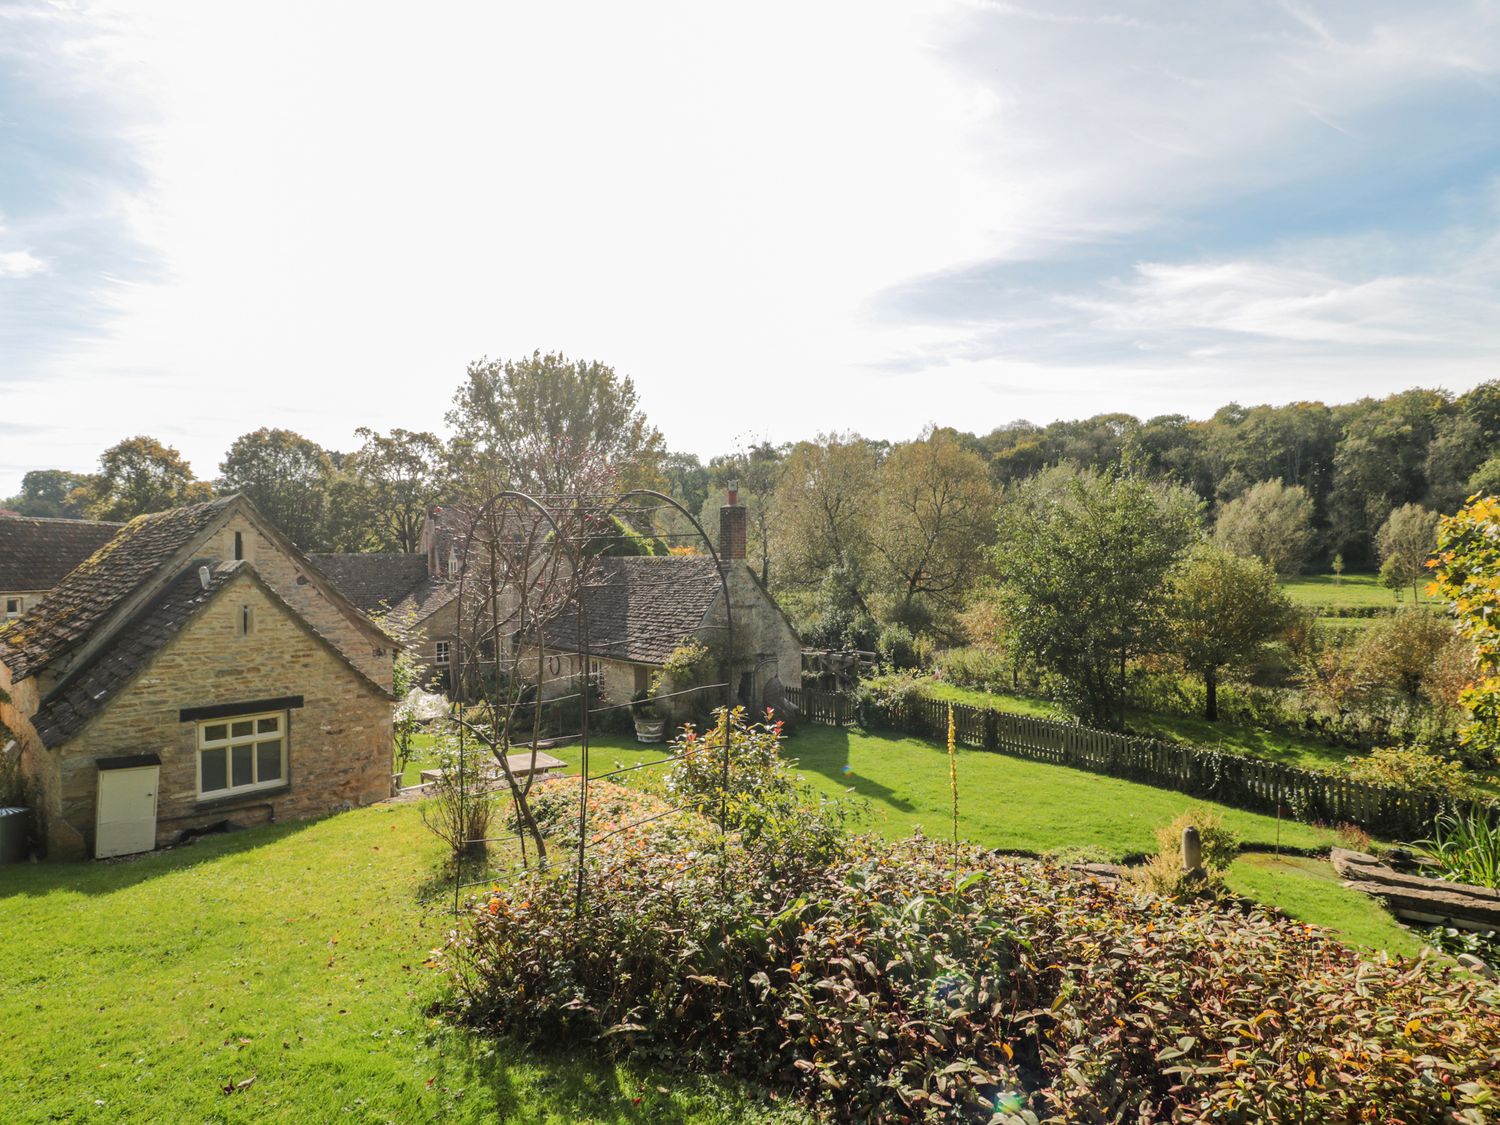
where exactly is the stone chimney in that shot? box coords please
[719,483,746,561]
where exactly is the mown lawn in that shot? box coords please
[0,804,807,1125]
[558,727,1420,956]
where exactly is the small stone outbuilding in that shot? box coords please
[0,495,396,860]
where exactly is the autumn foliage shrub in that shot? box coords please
[442,828,1500,1122]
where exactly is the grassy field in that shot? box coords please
[0,803,807,1125]
[1282,572,1437,608]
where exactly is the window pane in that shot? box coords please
[232,744,254,787]
[256,717,279,734]
[231,721,254,739]
[256,740,283,781]
[203,723,227,742]
[201,747,227,792]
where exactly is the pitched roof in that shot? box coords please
[30,564,243,746]
[543,556,722,665]
[0,496,238,680]
[308,553,431,616]
[31,561,392,747]
[0,516,122,593]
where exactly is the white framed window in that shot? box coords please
[197,711,287,799]
[434,641,451,666]
[3,596,22,619]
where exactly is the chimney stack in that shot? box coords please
[719,482,746,561]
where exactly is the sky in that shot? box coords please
[2,0,1500,494]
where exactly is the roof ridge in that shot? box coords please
[0,515,124,527]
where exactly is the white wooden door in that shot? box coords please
[96,766,159,859]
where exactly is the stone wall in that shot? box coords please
[213,514,396,693]
[706,563,803,710]
[45,572,392,859]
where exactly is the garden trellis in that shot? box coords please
[443,487,737,915]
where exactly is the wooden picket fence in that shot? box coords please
[786,686,1493,841]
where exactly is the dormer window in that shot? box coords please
[4,596,22,619]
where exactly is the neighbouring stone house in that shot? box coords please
[0,494,397,860]
[310,506,461,685]
[532,493,802,718]
[0,514,121,621]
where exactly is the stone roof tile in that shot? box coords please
[0,496,238,680]
[543,556,721,666]
[0,516,122,592]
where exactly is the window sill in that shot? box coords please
[194,784,290,811]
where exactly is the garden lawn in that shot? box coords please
[0,803,807,1125]
[563,726,1417,955]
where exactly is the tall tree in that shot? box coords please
[446,351,664,499]
[5,469,96,518]
[771,435,878,615]
[701,440,786,584]
[1212,479,1317,577]
[870,429,995,633]
[1164,544,1291,721]
[348,427,445,553]
[76,436,212,521]
[219,428,337,548]
[993,466,1201,727]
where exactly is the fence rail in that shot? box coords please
[787,686,1494,841]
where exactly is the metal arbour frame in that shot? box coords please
[447,488,736,915]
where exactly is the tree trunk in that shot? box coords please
[1205,667,1218,722]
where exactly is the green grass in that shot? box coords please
[0,804,806,1125]
[921,680,1351,772]
[564,727,1414,955]
[1282,572,1436,608]
[1225,853,1424,957]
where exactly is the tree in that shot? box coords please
[219,428,337,548]
[992,466,1201,727]
[1212,479,1316,577]
[1429,495,1500,761]
[1467,456,1500,500]
[701,440,785,584]
[1349,610,1459,706]
[1375,503,1440,602]
[75,436,212,521]
[1164,544,1291,721]
[446,351,664,499]
[771,435,879,616]
[348,427,445,553]
[5,469,96,518]
[869,429,995,634]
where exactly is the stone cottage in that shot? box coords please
[534,492,802,717]
[0,495,396,860]
[0,514,121,620]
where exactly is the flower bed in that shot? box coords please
[443,825,1500,1121]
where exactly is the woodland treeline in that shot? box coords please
[7,356,1499,647]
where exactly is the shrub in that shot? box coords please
[419,723,496,860]
[932,646,1011,692]
[443,828,1500,1123]
[875,623,920,670]
[1135,810,1239,899]
[1346,746,1476,796]
[855,670,930,726]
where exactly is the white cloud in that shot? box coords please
[0,249,44,277]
